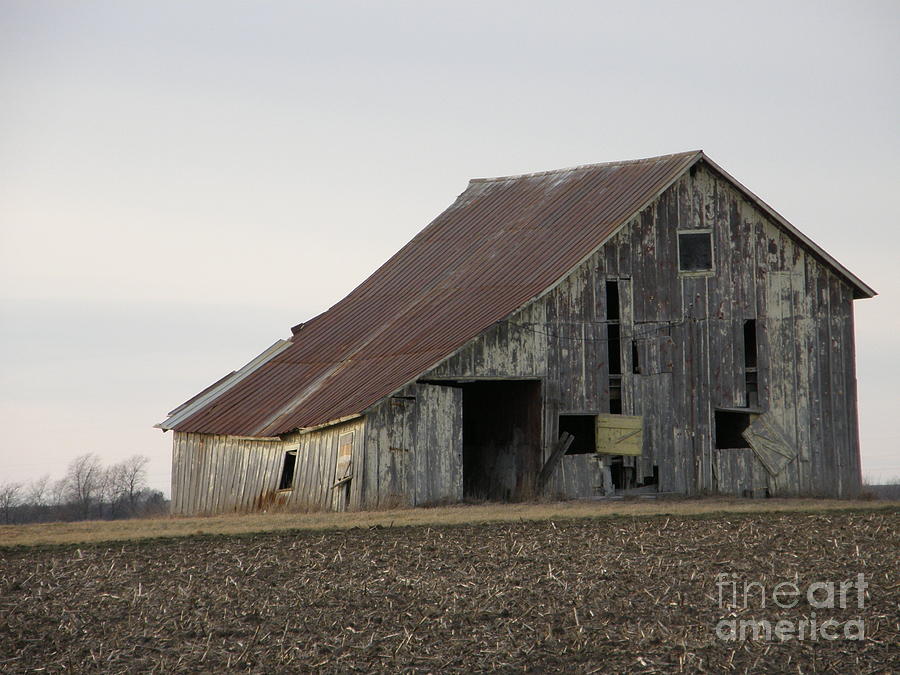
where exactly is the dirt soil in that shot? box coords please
[1,509,897,673]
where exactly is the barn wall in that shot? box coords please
[170,417,366,515]
[421,162,861,497]
[171,432,285,515]
[279,419,367,511]
[362,382,463,508]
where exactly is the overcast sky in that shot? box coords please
[1,0,898,495]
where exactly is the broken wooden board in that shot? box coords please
[742,414,796,477]
[596,415,643,456]
[537,432,574,494]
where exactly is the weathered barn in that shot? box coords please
[158,151,874,514]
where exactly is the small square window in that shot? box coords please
[678,231,713,272]
[714,410,751,449]
[559,415,597,454]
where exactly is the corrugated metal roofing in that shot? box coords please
[160,151,874,437]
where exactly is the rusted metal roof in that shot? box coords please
[159,150,873,437]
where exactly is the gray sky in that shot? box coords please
[2,0,898,495]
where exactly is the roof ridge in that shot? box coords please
[468,150,702,184]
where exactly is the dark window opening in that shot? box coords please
[559,415,596,454]
[745,371,759,408]
[606,281,620,321]
[743,320,757,368]
[606,279,624,414]
[714,410,751,449]
[632,340,641,374]
[278,451,297,490]
[743,319,759,407]
[678,231,713,272]
[607,324,621,375]
[608,376,622,414]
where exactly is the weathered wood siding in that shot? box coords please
[419,163,861,497]
[171,432,285,515]
[280,419,367,511]
[171,417,365,515]
[362,383,463,507]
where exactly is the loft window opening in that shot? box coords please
[743,320,758,368]
[608,377,622,414]
[678,230,714,272]
[607,323,621,375]
[559,415,597,454]
[743,319,759,407]
[606,279,624,413]
[714,410,751,449]
[606,281,620,322]
[278,450,298,490]
[745,371,759,408]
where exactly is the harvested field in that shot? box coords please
[1,508,897,673]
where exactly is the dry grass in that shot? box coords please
[1,498,897,547]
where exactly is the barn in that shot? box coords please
[158,151,875,515]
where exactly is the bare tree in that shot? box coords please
[49,477,68,508]
[0,482,23,524]
[65,453,104,519]
[25,475,50,507]
[107,455,150,516]
[4,457,162,524]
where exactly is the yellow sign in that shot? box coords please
[596,415,643,456]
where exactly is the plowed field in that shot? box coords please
[2,509,897,673]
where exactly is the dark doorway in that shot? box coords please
[463,380,542,501]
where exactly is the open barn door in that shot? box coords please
[462,380,542,501]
